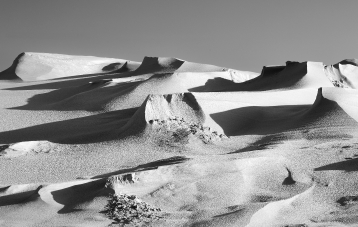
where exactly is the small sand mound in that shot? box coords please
[0,141,57,157]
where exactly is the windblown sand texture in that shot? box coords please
[0,52,358,226]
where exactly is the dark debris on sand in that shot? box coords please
[103,193,164,226]
[149,116,226,147]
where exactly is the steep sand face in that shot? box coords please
[0,53,23,81]
[117,93,208,138]
[0,53,358,227]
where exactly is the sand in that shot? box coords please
[0,53,357,226]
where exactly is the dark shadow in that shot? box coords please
[4,70,131,91]
[48,71,122,81]
[337,196,358,206]
[182,93,204,112]
[211,89,358,137]
[110,61,139,73]
[0,144,10,152]
[91,156,190,179]
[47,61,138,81]
[2,58,185,112]
[229,134,285,154]
[189,61,306,92]
[189,77,238,92]
[213,208,245,218]
[50,178,114,214]
[9,79,143,111]
[131,56,184,75]
[339,59,358,67]
[57,58,180,91]
[0,186,42,206]
[314,158,358,172]
[0,186,10,193]
[0,53,23,81]
[282,168,296,185]
[102,62,122,71]
[8,72,178,111]
[112,62,129,73]
[0,108,138,144]
[210,105,309,136]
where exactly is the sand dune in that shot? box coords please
[0,53,358,226]
[192,61,334,92]
[247,169,358,227]
[0,52,140,81]
[0,140,57,157]
[130,56,239,75]
[24,71,247,112]
[209,88,358,137]
[325,59,358,89]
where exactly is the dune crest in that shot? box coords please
[6,52,140,81]
[131,56,185,75]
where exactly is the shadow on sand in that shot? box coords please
[315,158,358,172]
[190,62,306,92]
[0,108,138,144]
[91,156,190,179]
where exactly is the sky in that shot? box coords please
[1,0,358,72]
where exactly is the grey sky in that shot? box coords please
[1,0,357,72]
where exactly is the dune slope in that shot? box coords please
[6,52,141,81]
